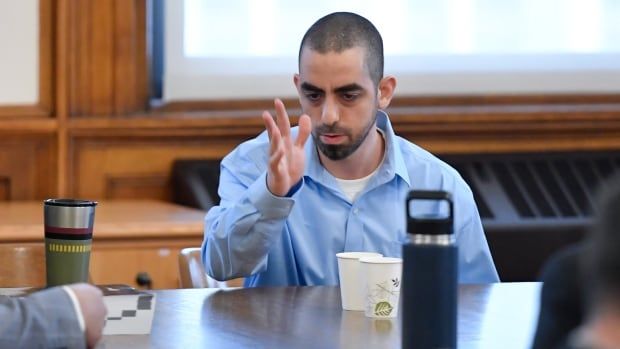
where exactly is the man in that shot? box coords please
[202,12,498,287]
[0,283,107,348]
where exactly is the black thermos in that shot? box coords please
[402,190,458,349]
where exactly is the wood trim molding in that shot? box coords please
[0,119,57,134]
[0,105,50,118]
[147,95,620,153]
[38,0,53,114]
[153,94,620,113]
[73,100,620,129]
[63,99,620,154]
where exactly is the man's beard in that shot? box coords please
[312,112,377,161]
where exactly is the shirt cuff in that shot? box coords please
[61,286,86,332]
[247,172,296,219]
[285,179,303,197]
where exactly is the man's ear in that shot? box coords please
[377,76,397,109]
[294,74,301,93]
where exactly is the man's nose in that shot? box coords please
[321,97,339,126]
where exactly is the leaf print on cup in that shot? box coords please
[374,301,393,316]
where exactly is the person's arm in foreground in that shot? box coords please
[0,283,107,349]
[202,99,311,280]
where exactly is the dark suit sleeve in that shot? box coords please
[0,287,85,348]
[531,244,585,349]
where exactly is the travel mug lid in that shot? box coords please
[44,199,98,207]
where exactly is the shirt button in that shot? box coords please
[353,208,359,214]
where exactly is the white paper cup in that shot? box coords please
[359,256,403,318]
[336,252,383,311]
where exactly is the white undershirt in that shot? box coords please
[335,168,379,202]
[334,129,385,202]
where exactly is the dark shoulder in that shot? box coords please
[540,244,584,286]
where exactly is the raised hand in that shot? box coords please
[261,98,311,197]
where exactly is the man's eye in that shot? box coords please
[305,93,321,101]
[341,93,359,102]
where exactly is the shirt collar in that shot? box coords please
[303,110,411,187]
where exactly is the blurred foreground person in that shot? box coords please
[0,283,107,348]
[565,177,620,349]
[533,175,620,349]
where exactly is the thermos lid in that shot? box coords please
[44,198,98,207]
[406,190,454,236]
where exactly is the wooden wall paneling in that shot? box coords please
[62,0,148,117]
[152,97,620,155]
[0,135,57,201]
[55,0,71,197]
[69,135,242,200]
[106,174,169,200]
[114,0,136,115]
[34,135,58,199]
[90,0,115,115]
[113,0,148,114]
[133,0,148,112]
[70,0,93,116]
[62,102,620,203]
[388,103,620,154]
[90,243,200,289]
[0,177,9,201]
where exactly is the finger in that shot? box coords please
[261,110,276,140]
[269,124,282,156]
[295,114,312,148]
[269,144,285,175]
[274,98,292,139]
[262,111,281,155]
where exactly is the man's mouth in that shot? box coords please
[320,134,346,145]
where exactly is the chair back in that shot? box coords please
[171,159,222,211]
[0,243,46,287]
[178,247,244,288]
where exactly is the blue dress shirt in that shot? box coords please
[202,111,500,286]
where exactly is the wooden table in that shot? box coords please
[100,283,541,349]
[0,200,206,289]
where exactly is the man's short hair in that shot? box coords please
[299,12,384,87]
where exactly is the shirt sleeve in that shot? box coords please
[456,214,501,283]
[62,286,86,332]
[453,181,501,284]
[0,287,86,348]
[202,161,299,281]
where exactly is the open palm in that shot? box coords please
[262,98,311,197]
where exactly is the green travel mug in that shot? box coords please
[44,199,97,287]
